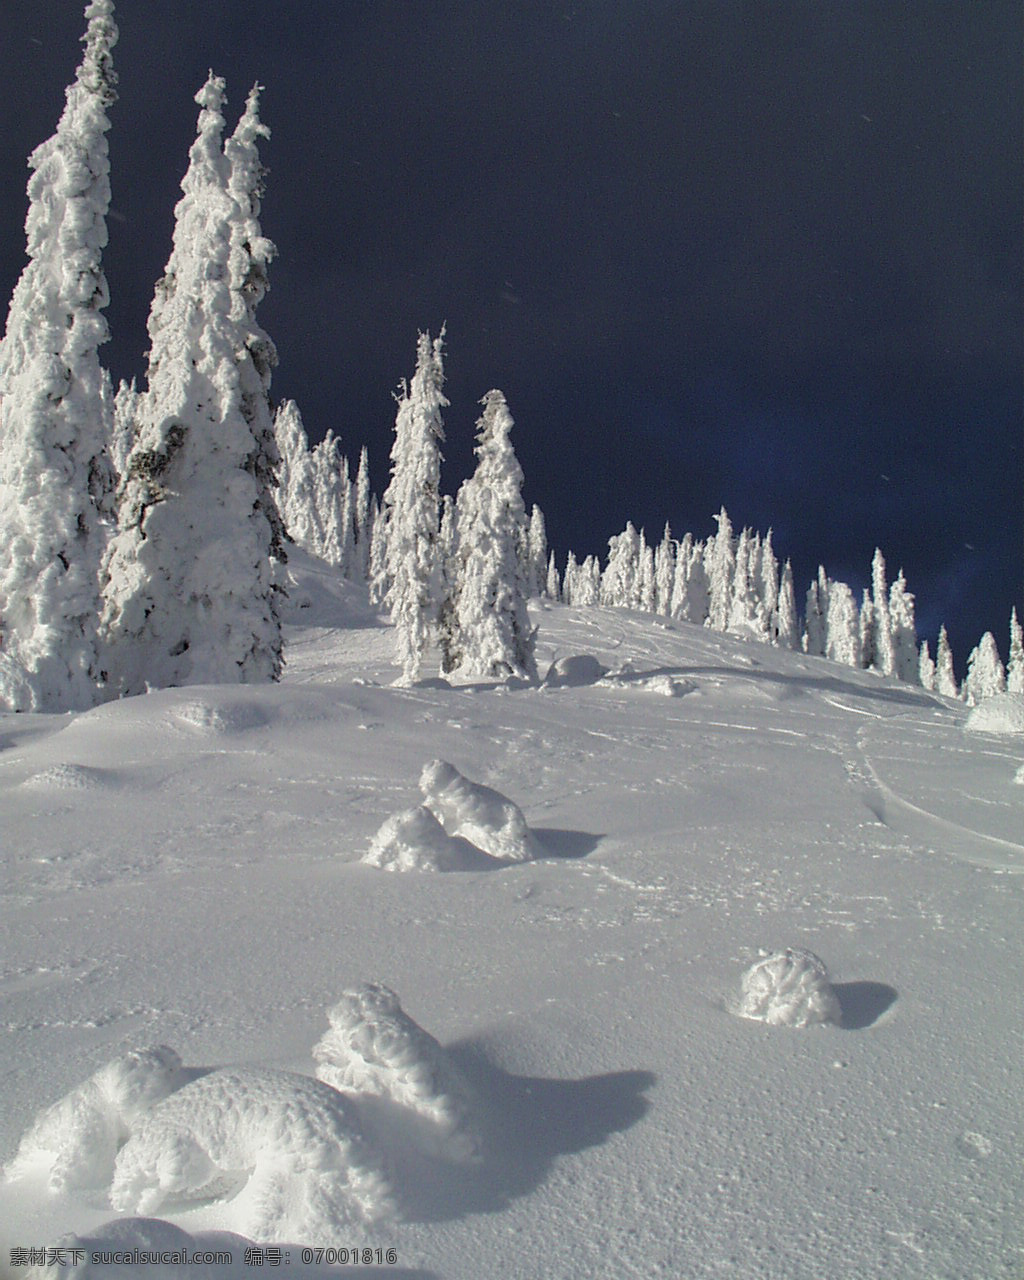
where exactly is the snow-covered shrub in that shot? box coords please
[4,1045,186,1193]
[313,983,480,1163]
[734,949,841,1028]
[363,804,483,872]
[420,759,540,862]
[964,692,1024,736]
[543,654,608,687]
[110,1066,392,1239]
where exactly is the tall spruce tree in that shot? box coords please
[1007,607,1024,694]
[100,76,283,695]
[935,625,959,698]
[380,329,448,683]
[870,549,896,677]
[452,390,536,680]
[0,0,118,711]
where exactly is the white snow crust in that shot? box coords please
[965,691,1024,736]
[2,562,1022,1278]
[313,983,480,1162]
[734,949,842,1028]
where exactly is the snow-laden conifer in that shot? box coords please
[918,639,936,691]
[760,530,780,640]
[381,330,447,682]
[354,446,372,581]
[824,580,861,668]
[274,400,322,553]
[526,505,548,598]
[545,550,561,602]
[654,524,675,615]
[728,528,761,636]
[935,625,959,698]
[803,572,827,657]
[601,523,640,608]
[775,560,800,650]
[100,76,283,696]
[0,0,118,711]
[452,390,536,681]
[637,533,656,613]
[1007,607,1024,695]
[888,570,919,684]
[705,509,735,632]
[963,632,1006,705]
[870,549,895,677]
[859,589,875,670]
[111,378,141,482]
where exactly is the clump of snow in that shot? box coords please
[734,949,842,1028]
[363,805,484,872]
[5,1046,187,1193]
[420,759,540,862]
[638,674,697,697]
[110,1066,393,1240]
[543,654,607,687]
[965,692,1024,736]
[314,983,481,1163]
[172,699,269,734]
[21,763,112,791]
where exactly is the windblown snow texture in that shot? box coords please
[735,949,842,1028]
[313,983,481,1162]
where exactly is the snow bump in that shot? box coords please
[965,692,1024,736]
[734,949,842,1028]
[314,983,481,1163]
[420,759,541,863]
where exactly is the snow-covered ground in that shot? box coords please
[2,550,1022,1278]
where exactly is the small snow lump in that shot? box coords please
[419,759,540,862]
[735,948,841,1028]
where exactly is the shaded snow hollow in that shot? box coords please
[364,759,541,870]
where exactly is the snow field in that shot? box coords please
[1,588,1022,1277]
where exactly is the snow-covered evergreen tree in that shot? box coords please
[859,589,875,670]
[112,377,141,481]
[963,632,1006,705]
[601,523,640,608]
[824,580,861,667]
[436,493,460,673]
[637,532,656,612]
[368,498,387,605]
[935,625,959,699]
[452,390,536,681]
[776,560,800,650]
[274,399,322,553]
[1007,607,1024,694]
[0,0,118,711]
[870,549,895,677]
[728,527,761,636]
[100,76,283,695]
[654,524,675,615]
[705,509,735,632]
[525,505,548,598]
[760,530,780,641]
[918,639,936,692]
[381,329,448,682]
[545,550,561,602]
[354,445,372,582]
[888,570,919,684]
[803,571,827,657]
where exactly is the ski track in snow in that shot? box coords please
[1,571,1022,1277]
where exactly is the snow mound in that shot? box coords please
[362,805,485,872]
[637,674,697,697]
[5,1046,187,1193]
[28,1219,211,1279]
[172,699,269,734]
[21,763,113,791]
[110,1066,393,1240]
[313,983,481,1163]
[965,692,1024,736]
[543,654,608,687]
[734,949,842,1028]
[420,759,540,862]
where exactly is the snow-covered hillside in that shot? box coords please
[2,550,1022,1278]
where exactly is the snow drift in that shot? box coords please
[110,1066,393,1240]
[4,1045,187,1194]
[965,691,1024,736]
[314,983,481,1163]
[734,949,842,1028]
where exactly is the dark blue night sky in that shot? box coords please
[2,1,1020,669]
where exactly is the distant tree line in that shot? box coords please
[0,2,1019,710]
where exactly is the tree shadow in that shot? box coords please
[378,1041,655,1224]
[532,827,604,859]
[833,981,898,1030]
